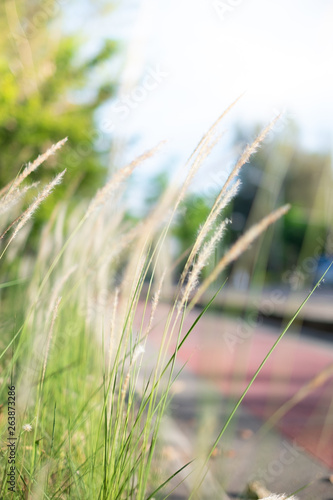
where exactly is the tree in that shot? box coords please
[0,0,117,230]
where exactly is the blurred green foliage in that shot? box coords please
[146,127,333,285]
[229,127,333,283]
[0,0,116,231]
[173,197,212,256]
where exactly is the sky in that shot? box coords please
[64,0,333,188]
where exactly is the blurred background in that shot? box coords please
[1,0,333,493]
[1,0,332,288]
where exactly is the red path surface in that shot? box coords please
[135,301,333,470]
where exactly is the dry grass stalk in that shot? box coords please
[137,96,242,244]
[86,142,164,218]
[190,204,291,308]
[0,182,39,216]
[116,231,150,342]
[179,220,228,310]
[176,133,223,209]
[108,288,119,376]
[260,362,333,434]
[146,270,166,337]
[216,116,279,204]
[125,137,225,298]
[180,179,240,287]
[41,297,62,387]
[120,344,145,410]
[180,118,279,285]
[118,101,242,287]
[0,137,67,198]
[46,265,77,322]
[1,170,66,251]
[184,93,244,170]
[180,117,279,289]
[95,222,143,279]
[173,100,244,210]
[172,95,244,216]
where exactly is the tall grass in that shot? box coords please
[0,108,305,499]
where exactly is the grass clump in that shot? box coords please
[0,104,294,499]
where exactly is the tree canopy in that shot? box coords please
[0,1,116,228]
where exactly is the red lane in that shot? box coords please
[135,301,333,469]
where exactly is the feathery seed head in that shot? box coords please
[10,170,66,241]
[86,143,164,218]
[0,138,67,198]
[190,204,291,308]
[133,344,145,362]
[0,182,39,216]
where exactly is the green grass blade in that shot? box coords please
[189,261,333,498]
[0,278,27,289]
[145,460,194,500]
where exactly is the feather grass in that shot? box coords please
[0,110,315,500]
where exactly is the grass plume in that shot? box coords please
[0,110,308,500]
